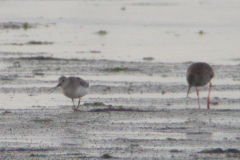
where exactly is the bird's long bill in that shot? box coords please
[49,83,60,93]
[186,86,191,98]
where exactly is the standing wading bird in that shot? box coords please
[50,76,89,111]
[186,62,214,109]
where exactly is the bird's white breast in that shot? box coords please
[75,85,88,98]
[60,85,88,99]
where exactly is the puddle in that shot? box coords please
[89,91,240,99]
[0,135,59,147]
[88,131,186,140]
[0,93,88,109]
[212,132,240,141]
[112,118,187,124]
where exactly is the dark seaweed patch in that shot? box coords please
[90,107,150,112]
[17,56,80,61]
[95,30,107,36]
[31,118,53,123]
[200,148,240,154]
[26,41,53,45]
[84,102,105,106]
[170,149,183,153]
[101,153,112,159]
[4,148,56,152]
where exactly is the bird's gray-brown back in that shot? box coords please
[68,77,89,88]
[187,62,214,87]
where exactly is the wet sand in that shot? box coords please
[1,107,240,159]
[1,56,240,159]
[1,0,240,159]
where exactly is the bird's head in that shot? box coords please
[49,76,68,93]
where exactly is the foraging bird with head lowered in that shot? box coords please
[50,76,89,111]
[186,62,214,109]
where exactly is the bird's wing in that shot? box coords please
[76,77,89,88]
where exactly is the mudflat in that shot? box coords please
[1,56,240,159]
[1,1,240,159]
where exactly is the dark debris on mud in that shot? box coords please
[89,107,151,112]
[0,147,56,152]
[0,22,36,30]
[200,148,240,154]
[84,102,152,112]
[0,22,55,30]
[17,56,78,61]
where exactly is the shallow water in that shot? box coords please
[1,0,240,64]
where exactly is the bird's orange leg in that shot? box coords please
[207,82,212,109]
[195,87,200,109]
[74,98,81,112]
